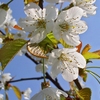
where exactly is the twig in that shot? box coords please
[8,76,44,83]
[74,79,82,90]
[39,0,43,9]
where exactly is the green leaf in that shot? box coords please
[39,33,58,52]
[59,39,73,48]
[77,88,91,100]
[11,86,22,100]
[83,52,100,60]
[79,68,87,82]
[81,44,100,60]
[86,69,100,84]
[0,39,27,70]
[60,94,66,100]
[24,0,39,5]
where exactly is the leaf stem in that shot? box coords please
[86,69,100,78]
[86,66,100,69]
[42,58,46,83]
[86,70,100,84]
[47,44,54,50]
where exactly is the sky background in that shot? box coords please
[0,0,100,100]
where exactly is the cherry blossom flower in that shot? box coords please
[19,3,58,43]
[24,88,32,100]
[72,0,97,16]
[35,64,48,73]
[30,87,68,100]
[0,94,4,100]
[45,0,71,3]
[1,73,12,83]
[48,48,86,82]
[0,8,17,29]
[53,6,88,46]
[0,72,12,89]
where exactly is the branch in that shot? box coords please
[25,53,39,64]
[46,72,64,91]
[74,79,82,90]
[39,0,43,9]
[8,76,44,83]
[24,53,65,91]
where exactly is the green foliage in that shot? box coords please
[11,86,22,100]
[59,39,73,48]
[0,39,27,70]
[39,33,58,52]
[77,88,91,100]
[60,94,66,100]
[24,0,39,5]
[81,44,100,60]
[79,68,87,82]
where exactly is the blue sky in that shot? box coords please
[0,0,100,100]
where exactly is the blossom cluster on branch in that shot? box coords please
[0,0,99,100]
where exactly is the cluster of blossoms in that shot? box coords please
[0,0,97,100]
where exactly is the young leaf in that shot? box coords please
[76,41,82,53]
[81,44,91,55]
[24,0,39,5]
[79,68,87,82]
[78,88,91,100]
[92,50,100,55]
[59,39,73,48]
[39,33,58,52]
[11,86,22,100]
[81,44,100,60]
[0,39,27,70]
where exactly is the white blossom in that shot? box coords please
[24,88,32,100]
[35,63,48,73]
[14,31,27,39]
[45,0,71,3]
[0,94,4,100]
[0,8,17,29]
[72,0,97,17]
[53,6,88,46]
[1,73,12,83]
[0,38,3,44]
[31,87,68,100]
[19,3,58,43]
[48,48,86,82]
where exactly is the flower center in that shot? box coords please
[59,23,70,32]
[59,53,72,62]
[85,0,90,2]
[37,19,46,29]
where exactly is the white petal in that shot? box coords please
[0,94,4,100]
[62,48,77,53]
[24,3,41,18]
[0,9,7,27]
[46,21,54,33]
[66,6,84,21]
[35,64,48,73]
[63,34,80,46]
[45,5,58,20]
[45,0,69,3]
[30,29,47,43]
[50,62,61,79]
[19,17,37,32]
[62,67,78,82]
[72,20,88,34]
[72,52,86,68]
[24,88,32,100]
[31,87,68,100]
